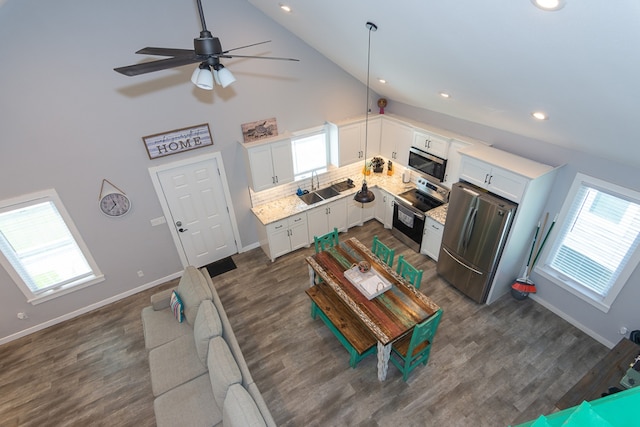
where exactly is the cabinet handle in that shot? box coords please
[275,224,284,229]
[484,174,489,184]
[293,217,302,222]
[272,176,276,184]
[487,175,492,185]
[275,175,278,183]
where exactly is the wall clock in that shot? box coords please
[98,179,131,217]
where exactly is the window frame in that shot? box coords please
[0,189,104,305]
[536,173,640,313]
[291,125,329,181]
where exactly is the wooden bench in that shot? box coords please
[306,282,377,368]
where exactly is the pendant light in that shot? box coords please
[354,21,377,204]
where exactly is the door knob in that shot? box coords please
[178,228,188,232]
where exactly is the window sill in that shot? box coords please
[27,274,105,305]
[536,266,611,313]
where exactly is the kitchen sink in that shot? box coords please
[315,186,340,200]
[298,192,323,205]
[298,186,342,206]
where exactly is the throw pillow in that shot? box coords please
[170,290,184,323]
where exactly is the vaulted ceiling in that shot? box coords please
[248,0,640,169]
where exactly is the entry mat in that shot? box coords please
[205,257,237,278]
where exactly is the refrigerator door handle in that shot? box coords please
[442,247,484,275]
[463,207,478,251]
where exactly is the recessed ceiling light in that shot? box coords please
[532,111,548,120]
[439,92,451,99]
[279,3,291,13]
[378,78,387,84]
[531,0,566,11]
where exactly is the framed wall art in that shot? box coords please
[241,117,278,143]
[142,123,213,159]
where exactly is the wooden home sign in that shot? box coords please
[142,123,213,159]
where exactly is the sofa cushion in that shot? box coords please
[178,266,213,325]
[154,373,222,427]
[148,334,207,397]
[194,300,223,365]
[141,305,192,350]
[170,291,184,323]
[223,384,267,427]
[208,336,242,409]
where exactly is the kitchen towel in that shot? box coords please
[397,204,415,228]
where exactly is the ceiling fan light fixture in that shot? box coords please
[531,0,566,11]
[193,65,214,90]
[214,64,236,88]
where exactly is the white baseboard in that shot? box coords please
[240,241,261,252]
[529,294,616,348]
[0,271,182,346]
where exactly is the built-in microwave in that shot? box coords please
[407,146,447,182]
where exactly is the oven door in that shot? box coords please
[391,200,426,252]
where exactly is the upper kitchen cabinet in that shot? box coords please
[412,128,450,159]
[380,117,413,166]
[328,116,381,167]
[458,145,554,204]
[241,135,294,192]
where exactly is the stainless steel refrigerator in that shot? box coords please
[437,181,517,303]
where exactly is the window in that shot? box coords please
[538,173,640,312]
[0,189,104,304]
[291,126,328,180]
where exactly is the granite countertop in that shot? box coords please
[426,203,448,225]
[251,173,416,225]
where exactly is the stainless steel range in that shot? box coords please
[392,176,449,251]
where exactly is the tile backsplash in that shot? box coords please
[249,163,365,207]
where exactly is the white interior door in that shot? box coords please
[150,152,239,267]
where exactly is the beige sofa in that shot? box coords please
[141,266,275,427]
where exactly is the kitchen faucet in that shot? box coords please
[311,170,320,191]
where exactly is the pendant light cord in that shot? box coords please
[363,22,377,182]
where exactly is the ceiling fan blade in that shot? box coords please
[136,47,196,57]
[218,54,299,62]
[114,55,201,76]
[222,40,271,54]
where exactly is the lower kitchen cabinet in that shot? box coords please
[259,213,309,262]
[307,198,348,240]
[347,195,376,228]
[373,187,394,229]
[421,217,444,261]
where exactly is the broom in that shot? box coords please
[512,213,548,294]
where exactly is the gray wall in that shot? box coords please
[0,0,365,341]
[390,101,640,347]
[1,0,637,348]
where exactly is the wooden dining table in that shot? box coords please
[306,237,441,381]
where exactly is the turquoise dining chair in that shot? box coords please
[314,228,339,253]
[396,255,423,289]
[371,235,395,268]
[390,308,443,381]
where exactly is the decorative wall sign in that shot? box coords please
[142,123,213,159]
[241,117,278,143]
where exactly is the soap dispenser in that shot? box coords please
[387,160,393,176]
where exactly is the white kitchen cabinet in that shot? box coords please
[459,155,529,203]
[412,129,450,159]
[329,117,381,167]
[373,187,394,229]
[259,213,309,262]
[443,139,472,188]
[421,217,444,261]
[307,198,348,240]
[380,118,413,166]
[243,137,294,192]
[347,197,363,228]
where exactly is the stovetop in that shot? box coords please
[396,176,449,213]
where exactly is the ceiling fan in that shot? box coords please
[114,0,299,90]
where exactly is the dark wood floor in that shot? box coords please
[0,220,609,426]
